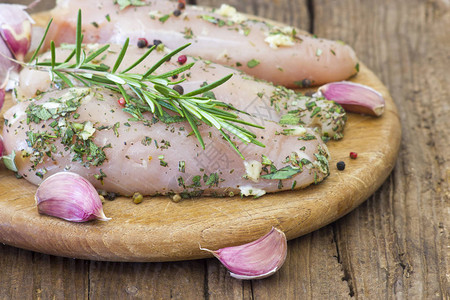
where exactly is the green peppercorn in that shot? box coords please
[132,192,143,204]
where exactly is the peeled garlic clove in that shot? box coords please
[318,81,385,116]
[0,4,33,61]
[201,227,287,280]
[35,172,111,222]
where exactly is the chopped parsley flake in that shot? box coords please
[247,59,260,68]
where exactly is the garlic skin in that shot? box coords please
[0,4,33,61]
[317,81,385,116]
[35,172,111,222]
[0,88,4,112]
[0,134,4,156]
[201,227,287,280]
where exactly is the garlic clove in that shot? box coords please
[0,4,33,61]
[317,81,385,116]
[0,134,4,157]
[201,227,287,280]
[35,172,111,222]
[0,88,4,112]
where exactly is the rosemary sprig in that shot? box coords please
[27,10,265,159]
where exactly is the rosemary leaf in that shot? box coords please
[122,45,155,73]
[183,108,205,149]
[143,43,191,78]
[85,44,110,63]
[75,10,82,66]
[183,74,232,97]
[50,41,56,69]
[29,18,53,63]
[112,38,129,73]
[53,70,73,87]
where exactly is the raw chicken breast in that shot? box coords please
[47,0,359,87]
[2,87,330,197]
[17,44,347,141]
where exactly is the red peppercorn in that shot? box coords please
[349,152,358,159]
[137,38,148,48]
[178,0,186,9]
[118,97,126,107]
[177,54,187,65]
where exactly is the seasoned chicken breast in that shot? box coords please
[2,87,330,197]
[47,0,359,87]
[17,44,347,141]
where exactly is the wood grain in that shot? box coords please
[0,0,448,299]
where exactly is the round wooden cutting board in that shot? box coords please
[0,10,400,262]
[0,63,401,262]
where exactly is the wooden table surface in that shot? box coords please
[1,0,448,299]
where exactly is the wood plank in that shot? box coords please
[314,0,450,298]
[88,260,206,299]
[0,244,89,299]
[0,0,448,299]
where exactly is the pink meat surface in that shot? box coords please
[47,0,359,87]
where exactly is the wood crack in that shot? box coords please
[332,224,355,298]
[307,0,315,33]
[249,279,255,300]
[203,259,210,300]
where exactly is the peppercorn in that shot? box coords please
[132,192,143,204]
[171,194,182,203]
[105,192,117,201]
[350,152,358,159]
[336,161,345,171]
[153,39,162,47]
[301,79,312,88]
[178,1,186,10]
[137,38,148,48]
[177,54,187,65]
[173,9,182,17]
[173,85,184,95]
[118,97,126,107]
[172,74,179,80]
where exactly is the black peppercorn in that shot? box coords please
[336,161,345,171]
[173,9,181,17]
[178,2,185,10]
[105,192,117,201]
[301,79,312,88]
[173,85,184,95]
[153,39,162,46]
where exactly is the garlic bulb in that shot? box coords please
[201,227,288,280]
[317,81,385,116]
[0,4,33,61]
[35,172,111,222]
